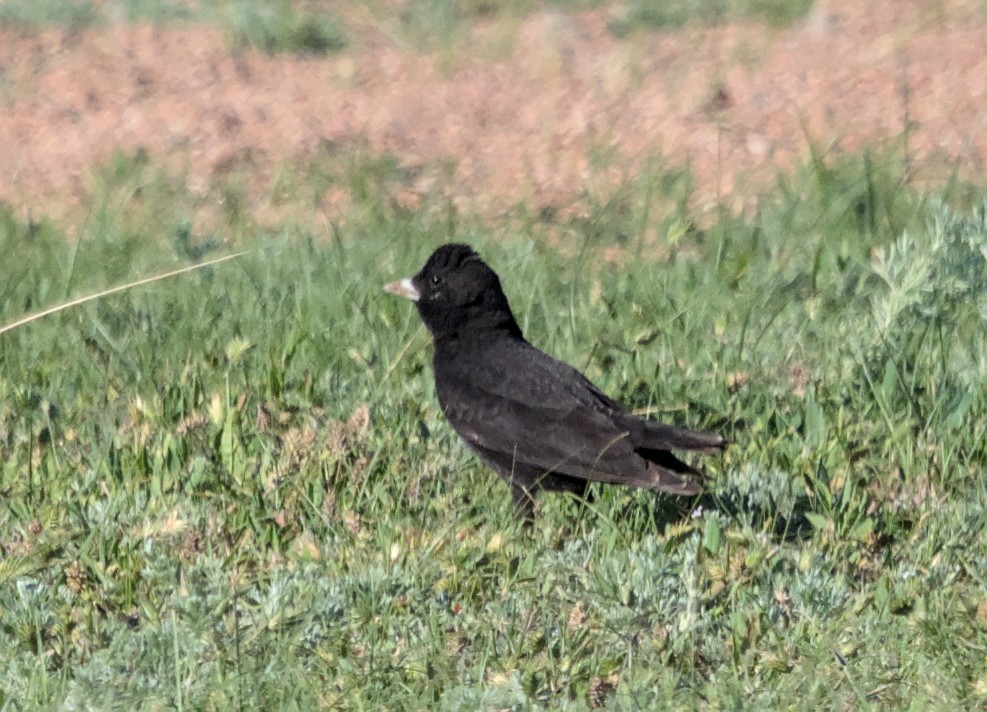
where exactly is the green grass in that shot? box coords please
[221,0,346,55]
[1,148,986,709]
[610,0,813,35]
[0,0,814,59]
[0,0,101,29]
[0,0,347,56]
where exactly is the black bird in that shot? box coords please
[384,243,725,516]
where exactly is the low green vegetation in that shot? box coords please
[0,0,818,55]
[1,148,985,709]
[0,0,101,29]
[610,0,813,35]
[0,0,347,56]
[222,0,346,55]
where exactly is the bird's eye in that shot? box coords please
[430,274,443,286]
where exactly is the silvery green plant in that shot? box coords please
[871,201,987,331]
[868,201,987,384]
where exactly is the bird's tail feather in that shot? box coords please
[634,422,726,453]
[645,461,703,495]
[640,448,706,495]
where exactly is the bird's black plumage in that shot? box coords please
[384,243,725,515]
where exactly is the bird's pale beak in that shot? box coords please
[383,277,420,302]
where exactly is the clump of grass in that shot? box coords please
[734,0,814,27]
[224,0,347,55]
[118,0,200,24]
[611,0,813,34]
[0,0,99,30]
[0,0,348,56]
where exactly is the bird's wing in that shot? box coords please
[435,339,687,489]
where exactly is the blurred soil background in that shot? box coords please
[1,0,985,230]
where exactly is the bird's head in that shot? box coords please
[384,243,521,341]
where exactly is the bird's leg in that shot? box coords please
[510,483,537,522]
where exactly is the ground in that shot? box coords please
[1,0,985,228]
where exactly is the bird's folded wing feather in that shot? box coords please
[436,341,660,486]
